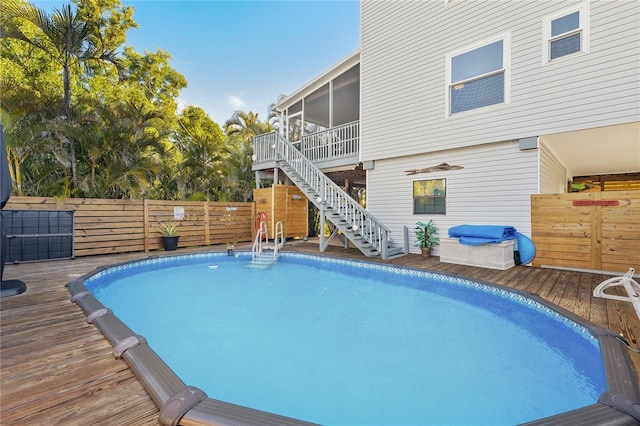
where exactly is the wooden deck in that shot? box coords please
[1,242,639,425]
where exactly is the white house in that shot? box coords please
[253,0,640,259]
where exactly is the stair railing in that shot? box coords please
[273,221,283,256]
[252,220,269,258]
[252,221,284,259]
[270,132,391,257]
[251,229,263,258]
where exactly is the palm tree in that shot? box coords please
[1,0,120,191]
[224,110,273,141]
[224,111,273,201]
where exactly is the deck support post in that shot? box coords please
[319,207,326,252]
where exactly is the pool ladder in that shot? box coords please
[249,221,283,269]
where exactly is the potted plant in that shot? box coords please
[414,220,440,256]
[159,222,180,251]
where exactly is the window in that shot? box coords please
[544,4,589,62]
[413,179,446,214]
[447,35,509,115]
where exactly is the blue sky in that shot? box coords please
[33,0,361,124]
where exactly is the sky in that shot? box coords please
[32,0,361,124]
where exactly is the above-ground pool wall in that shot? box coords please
[66,252,640,426]
[366,140,538,256]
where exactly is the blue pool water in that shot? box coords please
[86,253,606,425]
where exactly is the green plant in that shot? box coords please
[159,222,179,237]
[414,220,440,248]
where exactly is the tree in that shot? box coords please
[1,0,121,191]
[2,1,245,202]
[76,46,186,199]
[173,106,227,200]
[224,110,273,142]
[1,1,64,195]
[224,110,273,201]
[2,0,187,199]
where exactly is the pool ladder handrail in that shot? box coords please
[252,221,284,258]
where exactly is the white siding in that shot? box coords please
[366,141,538,255]
[539,141,569,194]
[360,0,640,161]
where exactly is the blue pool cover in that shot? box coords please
[448,224,517,245]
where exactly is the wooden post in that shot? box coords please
[591,194,603,270]
[270,185,276,238]
[204,201,210,245]
[251,200,256,240]
[319,207,326,252]
[143,199,149,252]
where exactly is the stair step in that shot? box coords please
[246,255,278,269]
[387,246,404,256]
[251,254,278,261]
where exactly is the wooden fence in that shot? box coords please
[253,185,308,239]
[531,191,640,272]
[4,197,255,257]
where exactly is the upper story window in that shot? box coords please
[543,3,589,62]
[447,34,510,115]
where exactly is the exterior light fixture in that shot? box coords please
[316,196,322,203]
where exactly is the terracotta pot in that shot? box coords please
[421,247,431,257]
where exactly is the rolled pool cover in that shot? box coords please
[448,225,517,245]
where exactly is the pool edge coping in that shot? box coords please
[65,251,640,426]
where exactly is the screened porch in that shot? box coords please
[253,51,362,172]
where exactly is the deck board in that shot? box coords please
[2,243,639,425]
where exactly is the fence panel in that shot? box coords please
[253,185,308,239]
[209,202,255,245]
[3,197,254,257]
[531,191,640,272]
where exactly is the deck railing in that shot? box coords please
[253,120,359,166]
[301,121,359,163]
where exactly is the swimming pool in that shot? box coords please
[68,252,640,426]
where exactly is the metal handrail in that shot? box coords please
[251,229,263,258]
[251,221,267,258]
[251,221,283,258]
[273,221,283,257]
[270,132,390,255]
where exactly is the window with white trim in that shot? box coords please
[544,4,589,62]
[447,35,509,115]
